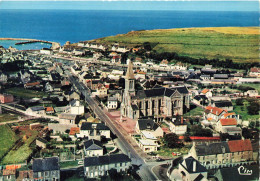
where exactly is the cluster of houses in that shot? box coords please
[0,45,259,181]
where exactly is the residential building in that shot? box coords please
[135,119,163,137]
[69,91,80,101]
[0,169,16,181]
[32,157,60,181]
[79,122,110,140]
[169,117,187,135]
[204,106,227,122]
[26,106,45,116]
[189,139,254,169]
[84,139,103,157]
[171,156,208,181]
[84,154,131,178]
[200,89,212,98]
[249,67,260,77]
[244,90,258,97]
[58,113,79,124]
[216,118,241,135]
[16,170,34,181]
[69,100,85,115]
[211,100,233,111]
[0,94,14,103]
[107,96,118,109]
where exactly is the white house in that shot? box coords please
[84,139,103,157]
[178,156,208,181]
[26,106,46,116]
[107,97,118,109]
[204,106,227,122]
[70,100,85,115]
[79,122,110,140]
[58,113,78,125]
[135,119,164,138]
[169,117,187,135]
[244,90,258,97]
[138,139,159,153]
[84,154,131,178]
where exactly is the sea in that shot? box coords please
[0,9,258,50]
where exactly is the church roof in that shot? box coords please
[135,86,188,99]
[125,60,135,79]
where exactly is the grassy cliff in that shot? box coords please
[93,27,259,63]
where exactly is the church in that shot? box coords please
[121,60,190,120]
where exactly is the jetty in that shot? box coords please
[15,40,52,45]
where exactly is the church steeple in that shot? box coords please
[125,60,135,95]
[125,60,135,79]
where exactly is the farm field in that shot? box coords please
[5,87,48,99]
[1,126,38,164]
[0,125,19,161]
[93,27,259,63]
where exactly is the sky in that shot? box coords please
[0,0,259,11]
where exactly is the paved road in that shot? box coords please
[68,75,158,181]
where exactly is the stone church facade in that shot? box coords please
[121,61,190,120]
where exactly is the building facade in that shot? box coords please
[121,61,190,120]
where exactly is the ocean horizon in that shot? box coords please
[0,9,258,49]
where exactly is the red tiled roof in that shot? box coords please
[3,169,16,176]
[45,107,54,112]
[220,118,237,126]
[228,139,253,152]
[223,112,235,118]
[205,106,227,116]
[250,67,260,73]
[25,82,40,86]
[201,89,209,94]
[69,127,80,135]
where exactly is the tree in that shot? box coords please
[249,121,256,129]
[247,101,260,115]
[242,128,253,139]
[190,125,213,137]
[235,98,244,106]
[164,133,183,148]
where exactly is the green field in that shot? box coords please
[5,87,48,99]
[0,113,19,123]
[239,83,260,93]
[1,129,38,164]
[184,106,204,117]
[93,27,259,63]
[0,125,19,160]
[155,147,190,158]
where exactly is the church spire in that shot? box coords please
[125,60,135,79]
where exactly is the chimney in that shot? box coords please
[193,161,196,172]
[181,117,183,124]
[216,111,218,115]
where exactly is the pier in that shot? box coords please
[15,40,52,45]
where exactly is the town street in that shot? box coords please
[68,75,158,181]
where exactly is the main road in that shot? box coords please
[68,75,158,181]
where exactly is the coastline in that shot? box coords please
[0,38,60,49]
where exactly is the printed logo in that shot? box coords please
[238,166,253,176]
